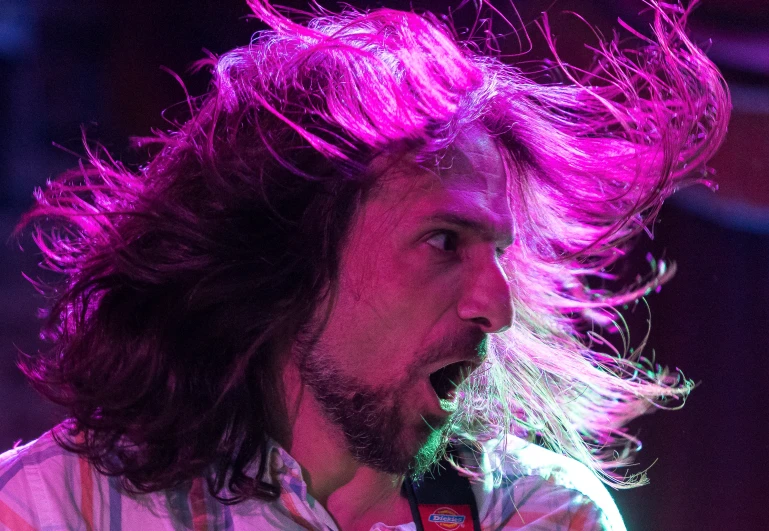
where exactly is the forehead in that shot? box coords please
[367,129,512,236]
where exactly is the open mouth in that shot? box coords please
[429,361,472,401]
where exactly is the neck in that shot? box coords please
[279,360,413,530]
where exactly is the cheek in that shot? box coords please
[331,229,460,367]
[319,270,425,376]
[392,252,462,306]
[366,257,461,343]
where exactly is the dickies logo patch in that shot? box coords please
[418,504,472,530]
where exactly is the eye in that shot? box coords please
[426,231,459,253]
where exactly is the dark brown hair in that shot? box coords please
[18,63,376,502]
[17,0,729,498]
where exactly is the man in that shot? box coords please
[0,1,728,529]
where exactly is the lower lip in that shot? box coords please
[418,379,453,418]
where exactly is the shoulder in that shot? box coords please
[1,428,69,488]
[462,435,626,531]
[2,427,72,464]
[1,427,83,486]
[0,429,73,529]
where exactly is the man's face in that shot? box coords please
[297,130,514,474]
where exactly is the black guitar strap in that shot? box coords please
[402,449,482,531]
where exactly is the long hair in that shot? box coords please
[16,0,729,500]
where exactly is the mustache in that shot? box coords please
[414,329,488,370]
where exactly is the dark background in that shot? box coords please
[1,1,767,529]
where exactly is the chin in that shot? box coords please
[351,420,446,475]
[409,428,450,477]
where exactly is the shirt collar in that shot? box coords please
[263,438,311,502]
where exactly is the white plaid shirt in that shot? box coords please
[0,427,625,530]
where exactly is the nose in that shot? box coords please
[456,252,514,333]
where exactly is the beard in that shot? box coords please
[296,330,486,476]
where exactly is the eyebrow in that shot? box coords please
[425,212,514,248]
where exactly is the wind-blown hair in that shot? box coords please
[17,0,728,501]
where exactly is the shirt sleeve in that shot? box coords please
[472,436,627,531]
[488,474,618,530]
